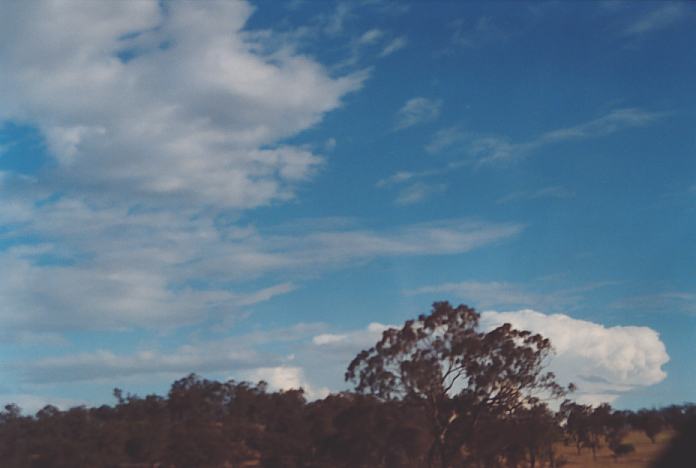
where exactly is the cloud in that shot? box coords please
[623,4,688,36]
[451,16,507,48]
[403,280,594,312]
[13,322,328,384]
[293,310,669,406]
[0,193,522,331]
[425,126,467,153]
[243,366,330,400]
[480,309,669,405]
[323,2,354,36]
[383,107,664,186]
[496,186,574,204]
[612,291,696,315]
[357,28,385,45]
[0,0,365,209]
[12,322,335,399]
[471,108,664,165]
[11,306,668,407]
[425,108,662,161]
[312,322,391,349]
[0,394,86,415]
[394,97,442,130]
[380,36,408,57]
[395,182,447,205]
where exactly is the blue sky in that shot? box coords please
[0,0,694,412]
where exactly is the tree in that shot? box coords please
[634,409,664,443]
[345,301,570,467]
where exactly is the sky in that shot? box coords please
[0,0,694,413]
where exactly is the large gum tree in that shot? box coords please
[346,301,570,467]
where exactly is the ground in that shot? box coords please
[555,430,674,467]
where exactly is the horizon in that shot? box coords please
[0,0,695,414]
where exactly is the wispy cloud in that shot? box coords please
[425,126,467,153]
[15,322,327,384]
[612,291,696,315]
[380,35,408,57]
[382,108,664,190]
[395,182,447,205]
[471,108,664,165]
[0,191,523,331]
[374,107,667,193]
[623,4,688,36]
[404,279,618,312]
[394,97,442,130]
[451,16,507,48]
[497,186,574,204]
[357,28,385,45]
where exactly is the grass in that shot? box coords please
[554,430,674,467]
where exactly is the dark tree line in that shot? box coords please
[1,302,693,467]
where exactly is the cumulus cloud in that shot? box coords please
[0,0,365,209]
[480,309,669,405]
[309,310,670,406]
[395,97,442,130]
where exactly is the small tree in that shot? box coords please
[346,301,569,467]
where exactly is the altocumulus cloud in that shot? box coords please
[0,1,524,334]
[0,192,522,331]
[0,0,364,208]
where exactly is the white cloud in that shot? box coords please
[403,280,617,314]
[452,16,506,49]
[389,107,664,187]
[12,307,668,407]
[380,36,408,57]
[357,28,385,45]
[244,366,330,400]
[394,97,442,130]
[480,309,669,405]
[404,280,584,312]
[612,291,696,315]
[425,126,467,153]
[0,0,365,209]
[15,326,315,384]
[0,394,86,416]
[623,4,688,36]
[395,182,447,205]
[313,322,390,350]
[474,108,664,165]
[0,193,522,331]
[496,186,574,204]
